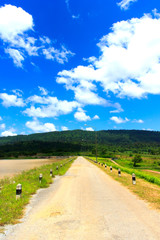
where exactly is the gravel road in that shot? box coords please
[1,156,160,240]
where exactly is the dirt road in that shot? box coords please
[2,157,160,240]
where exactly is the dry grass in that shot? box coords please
[0,227,4,234]
[93,162,160,211]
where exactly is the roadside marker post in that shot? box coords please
[105,164,107,169]
[60,164,62,167]
[50,169,53,177]
[101,163,103,166]
[132,173,136,185]
[56,166,59,171]
[118,169,121,177]
[110,166,112,172]
[39,173,43,183]
[16,184,22,200]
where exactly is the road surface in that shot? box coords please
[1,157,160,240]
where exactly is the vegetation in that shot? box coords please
[132,154,143,167]
[88,157,160,210]
[0,158,75,226]
[88,156,160,186]
[1,130,160,158]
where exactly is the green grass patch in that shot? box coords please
[0,158,75,226]
[87,156,160,186]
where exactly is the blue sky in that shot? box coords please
[0,0,160,135]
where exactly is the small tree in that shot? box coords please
[132,154,142,167]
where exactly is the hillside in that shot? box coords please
[0,130,160,158]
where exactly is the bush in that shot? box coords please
[132,154,142,167]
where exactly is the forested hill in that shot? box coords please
[0,129,160,145]
[0,130,160,158]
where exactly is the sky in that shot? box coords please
[0,0,160,136]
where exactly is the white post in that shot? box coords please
[118,169,121,177]
[132,173,136,185]
[50,169,53,177]
[16,184,22,200]
[39,173,43,183]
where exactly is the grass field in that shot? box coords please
[115,153,160,170]
[0,158,75,226]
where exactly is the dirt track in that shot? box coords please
[2,157,160,240]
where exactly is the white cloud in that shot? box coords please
[117,0,137,10]
[57,13,160,100]
[38,86,48,96]
[5,48,24,67]
[74,108,91,122]
[1,128,17,137]
[0,123,5,129]
[142,128,154,131]
[0,4,33,40]
[0,116,2,121]
[0,4,74,67]
[110,116,129,124]
[26,120,56,133]
[24,95,79,118]
[61,126,69,131]
[0,93,25,107]
[93,115,100,120]
[132,119,144,123]
[12,89,23,97]
[86,127,94,131]
[72,15,80,19]
[42,46,74,64]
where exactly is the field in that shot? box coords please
[0,157,67,179]
[0,157,75,226]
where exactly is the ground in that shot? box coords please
[1,157,160,240]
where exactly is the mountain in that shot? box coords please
[0,130,160,158]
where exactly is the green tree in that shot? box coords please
[132,154,142,167]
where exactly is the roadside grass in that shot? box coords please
[0,158,75,226]
[115,153,160,170]
[86,157,160,210]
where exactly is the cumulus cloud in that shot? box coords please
[93,115,100,120]
[24,95,79,118]
[110,116,129,124]
[1,128,17,136]
[61,126,69,131]
[57,13,160,101]
[86,127,94,131]
[0,4,74,67]
[26,119,56,133]
[117,0,137,10]
[0,93,25,107]
[132,119,144,123]
[57,69,120,109]
[0,4,33,39]
[74,108,91,122]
